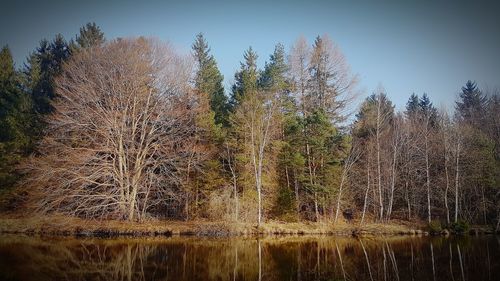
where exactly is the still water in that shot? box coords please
[0,235,498,281]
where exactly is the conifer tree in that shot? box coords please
[308,35,357,122]
[192,33,228,125]
[184,33,228,219]
[26,34,70,114]
[259,43,288,91]
[456,80,487,127]
[75,22,105,49]
[230,47,258,109]
[405,93,419,118]
[0,46,34,188]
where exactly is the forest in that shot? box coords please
[1,22,499,232]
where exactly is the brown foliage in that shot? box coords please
[23,38,205,221]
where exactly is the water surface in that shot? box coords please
[0,235,498,281]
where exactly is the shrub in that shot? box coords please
[450,220,470,234]
[428,220,442,234]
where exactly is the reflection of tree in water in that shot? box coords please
[0,236,499,281]
[0,238,158,281]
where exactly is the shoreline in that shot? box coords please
[0,215,496,238]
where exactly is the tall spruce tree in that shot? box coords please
[419,93,438,127]
[260,43,300,219]
[456,80,487,127]
[405,93,419,118]
[26,34,70,114]
[192,33,228,125]
[259,43,288,91]
[230,47,258,109]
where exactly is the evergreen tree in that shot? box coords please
[354,93,394,139]
[182,33,228,219]
[302,109,343,221]
[307,35,356,122]
[192,33,228,125]
[405,93,419,118]
[455,81,497,224]
[75,22,105,49]
[418,93,438,127]
[259,43,298,219]
[456,80,487,126]
[27,34,70,114]
[259,43,288,91]
[230,47,258,109]
[0,46,34,188]
[308,36,329,113]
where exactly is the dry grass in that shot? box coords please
[0,213,426,237]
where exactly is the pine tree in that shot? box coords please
[0,46,20,146]
[259,43,288,91]
[75,22,105,49]
[260,43,298,219]
[455,81,496,224]
[405,93,419,118]
[354,93,394,139]
[456,80,487,127]
[27,34,70,114]
[230,47,258,109]
[302,109,342,221]
[419,93,438,127]
[180,33,228,219]
[0,46,34,189]
[307,35,357,122]
[192,33,228,125]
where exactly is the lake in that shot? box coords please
[0,235,498,281]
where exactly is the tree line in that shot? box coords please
[0,23,498,228]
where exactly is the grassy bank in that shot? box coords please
[0,214,432,237]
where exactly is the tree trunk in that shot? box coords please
[294,171,300,214]
[376,96,384,222]
[386,142,397,221]
[454,140,461,223]
[257,174,262,226]
[226,144,239,222]
[184,196,189,221]
[496,213,500,232]
[361,157,370,225]
[405,176,411,221]
[425,131,432,223]
[444,153,451,224]
[334,175,346,223]
[234,182,239,222]
[443,127,451,224]
[314,192,319,222]
[482,186,487,225]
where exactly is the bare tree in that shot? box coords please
[360,147,371,225]
[232,89,280,226]
[423,114,433,223]
[374,89,392,221]
[334,140,362,223]
[224,142,239,221]
[453,125,462,223]
[440,109,452,224]
[308,35,358,121]
[24,38,203,221]
[288,36,311,117]
[386,114,404,221]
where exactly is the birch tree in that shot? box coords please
[334,139,362,223]
[232,88,280,225]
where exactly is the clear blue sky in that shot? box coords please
[1,0,499,111]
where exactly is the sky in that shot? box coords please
[1,0,499,111]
